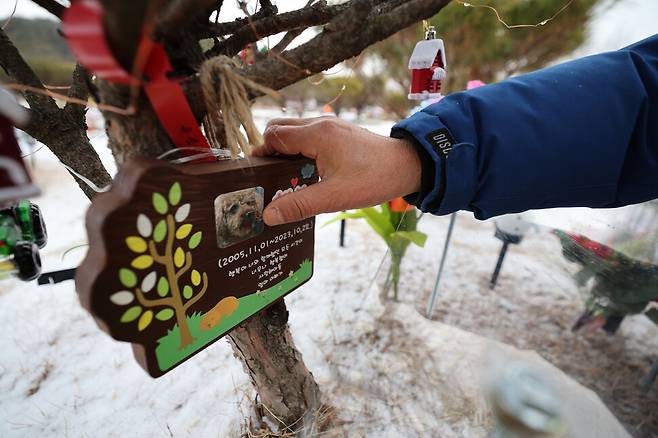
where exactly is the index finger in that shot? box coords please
[252,124,318,158]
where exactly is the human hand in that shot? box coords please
[252,116,421,226]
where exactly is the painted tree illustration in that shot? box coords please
[1,0,452,433]
[109,182,207,350]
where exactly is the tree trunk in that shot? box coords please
[176,310,194,349]
[228,300,322,434]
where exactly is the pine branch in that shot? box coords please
[271,0,317,55]
[29,0,66,19]
[207,1,348,57]
[245,0,450,91]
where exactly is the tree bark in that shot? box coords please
[228,301,321,434]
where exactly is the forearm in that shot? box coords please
[393,34,658,219]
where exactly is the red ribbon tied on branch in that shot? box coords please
[62,0,211,154]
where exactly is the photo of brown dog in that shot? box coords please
[214,187,264,248]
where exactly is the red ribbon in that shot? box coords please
[62,0,210,153]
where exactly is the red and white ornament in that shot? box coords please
[408,27,447,100]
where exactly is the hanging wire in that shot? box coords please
[2,0,17,29]
[455,0,576,29]
[62,164,111,193]
[0,83,136,115]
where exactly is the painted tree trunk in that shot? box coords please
[176,310,194,350]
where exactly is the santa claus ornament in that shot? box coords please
[408,26,447,100]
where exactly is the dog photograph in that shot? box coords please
[214,187,265,248]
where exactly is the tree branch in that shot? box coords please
[157,0,224,39]
[207,1,347,57]
[149,240,167,264]
[64,64,92,124]
[175,251,193,282]
[136,287,175,308]
[0,29,59,114]
[246,0,449,91]
[29,0,66,19]
[182,0,450,118]
[183,272,208,312]
[0,28,111,200]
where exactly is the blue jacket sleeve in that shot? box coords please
[391,34,658,220]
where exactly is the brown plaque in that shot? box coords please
[76,156,318,377]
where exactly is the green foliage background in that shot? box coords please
[1,17,75,85]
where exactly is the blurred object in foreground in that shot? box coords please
[0,91,39,206]
[554,229,658,334]
[488,361,565,437]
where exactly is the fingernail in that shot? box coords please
[264,207,283,226]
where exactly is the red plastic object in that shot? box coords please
[62,0,210,152]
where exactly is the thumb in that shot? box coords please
[263,182,333,226]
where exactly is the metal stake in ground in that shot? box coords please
[339,217,346,247]
[426,212,457,319]
[489,214,531,289]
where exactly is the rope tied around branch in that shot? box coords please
[199,55,280,157]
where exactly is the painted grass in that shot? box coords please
[155,259,313,371]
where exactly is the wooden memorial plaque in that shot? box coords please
[76,156,318,377]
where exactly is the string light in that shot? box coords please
[455,0,576,29]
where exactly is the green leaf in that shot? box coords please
[188,231,202,249]
[392,230,428,247]
[359,207,396,242]
[168,182,182,206]
[120,305,142,323]
[322,211,365,227]
[119,268,137,288]
[157,277,169,297]
[176,224,193,239]
[153,219,167,243]
[153,192,168,215]
[183,285,193,299]
[155,308,175,321]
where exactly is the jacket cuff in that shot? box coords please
[390,110,477,215]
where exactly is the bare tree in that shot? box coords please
[1,0,450,433]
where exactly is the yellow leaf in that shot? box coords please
[176,224,193,240]
[126,236,147,253]
[191,270,201,286]
[174,247,185,268]
[138,310,153,331]
[131,255,154,270]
